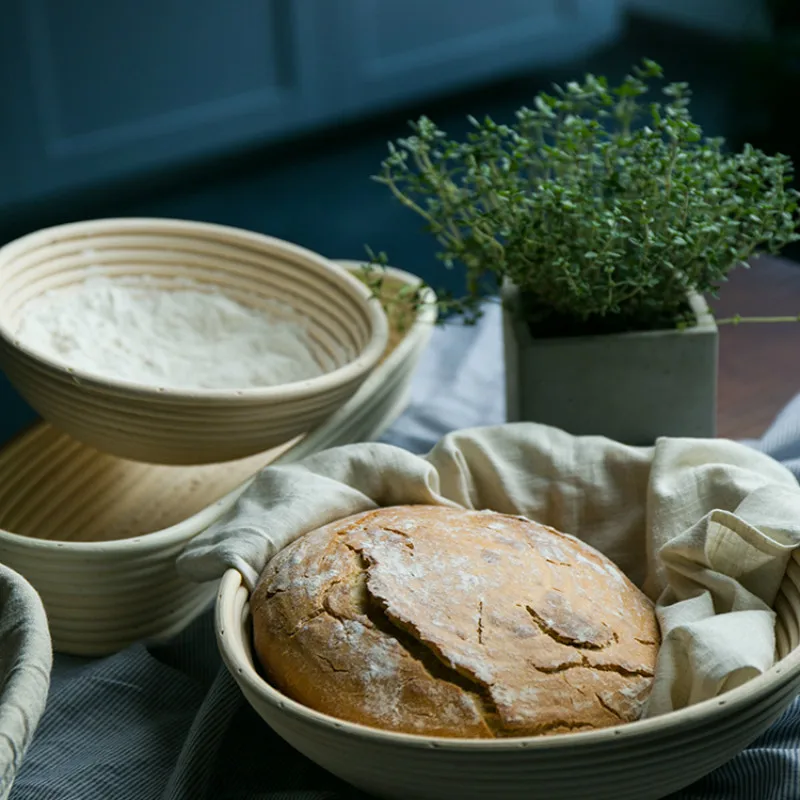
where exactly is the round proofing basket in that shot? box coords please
[216,556,800,800]
[0,263,434,656]
[0,421,271,655]
[0,218,388,465]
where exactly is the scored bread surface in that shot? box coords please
[250,505,660,738]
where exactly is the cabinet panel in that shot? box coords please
[626,0,768,37]
[361,0,564,78]
[28,0,293,148]
[337,0,621,112]
[0,1,622,212]
[1,0,335,208]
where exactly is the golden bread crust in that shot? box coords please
[251,505,660,738]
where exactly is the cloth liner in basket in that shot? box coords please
[178,422,800,717]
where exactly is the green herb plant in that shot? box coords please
[364,60,800,335]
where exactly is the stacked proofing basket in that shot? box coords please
[0,219,389,464]
[0,219,435,655]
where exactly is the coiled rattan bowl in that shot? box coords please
[0,219,388,465]
[0,260,434,656]
[216,553,800,800]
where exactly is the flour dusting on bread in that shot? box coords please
[251,505,660,738]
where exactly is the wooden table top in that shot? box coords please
[714,255,800,439]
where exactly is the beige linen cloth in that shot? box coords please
[178,422,800,717]
[0,564,52,799]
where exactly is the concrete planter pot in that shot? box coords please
[503,287,718,445]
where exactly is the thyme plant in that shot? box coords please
[366,60,799,334]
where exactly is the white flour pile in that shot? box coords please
[15,276,325,390]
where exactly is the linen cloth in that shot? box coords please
[0,565,52,799]
[8,303,800,798]
[177,421,800,718]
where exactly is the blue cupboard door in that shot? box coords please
[0,0,339,209]
[0,1,623,211]
[330,0,622,115]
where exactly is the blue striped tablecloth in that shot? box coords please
[11,305,800,799]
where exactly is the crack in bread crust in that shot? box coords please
[341,541,501,727]
[596,693,626,722]
[524,603,615,650]
[359,585,501,727]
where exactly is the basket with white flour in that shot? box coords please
[0,218,388,464]
[0,249,434,657]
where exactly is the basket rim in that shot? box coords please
[0,218,389,403]
[216,564,800,752]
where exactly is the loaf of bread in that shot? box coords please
[251,505,660,738]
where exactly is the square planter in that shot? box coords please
[503,288,718,445]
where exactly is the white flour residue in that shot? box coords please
[603,562,626,584]
[536,541,570,564]
[336,619,406,722]
[361,534,429,581]
[458,572,483,590]
[337,619,482,730]
[575,552,609,577]
[619,681,648,701]
[15,276,326,390]
[282,567,343,599]
[330,619,402,684]
[491,684,540,709]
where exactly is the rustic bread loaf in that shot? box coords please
[250,505,660,738]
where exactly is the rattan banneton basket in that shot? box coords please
[216,553,800,800]
[0,218,388,465]
[0,262,435,656]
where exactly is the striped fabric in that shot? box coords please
[10,308,800,799]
